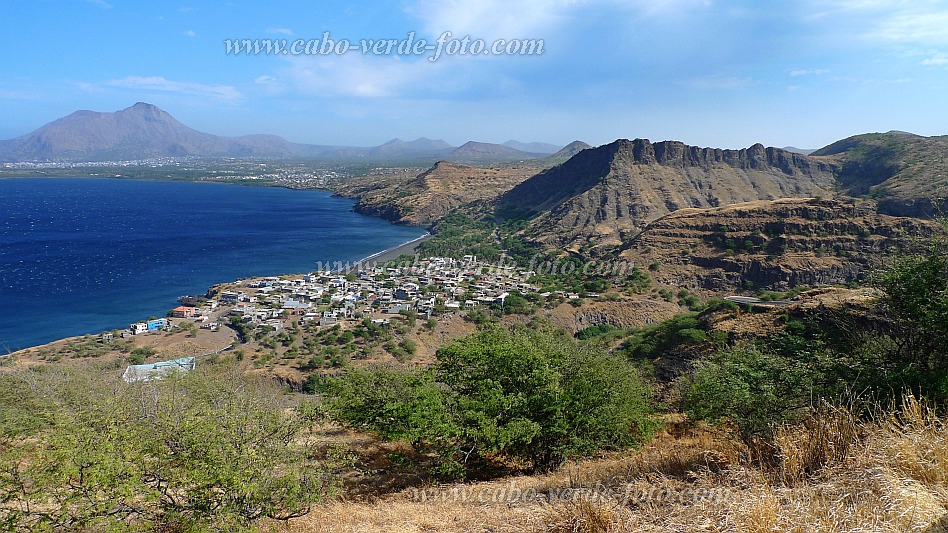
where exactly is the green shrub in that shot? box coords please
[326,324,655,476]
[684,342,815,441]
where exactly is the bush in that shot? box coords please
[684,342,818,442]
[326,324,655,476]
[870,241,948,383]
[575,324,618,340]
[127,346,156,364]
[622,314,707,360]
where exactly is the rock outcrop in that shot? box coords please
[620,198,944,293]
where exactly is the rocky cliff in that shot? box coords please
[620,198,943,293]
[497,139,839,253]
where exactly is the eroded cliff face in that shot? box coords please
[620,198,943,293]
[498,139,839,253]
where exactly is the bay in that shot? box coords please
[0,177,425,351]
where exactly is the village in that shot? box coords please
[124,255,575,347]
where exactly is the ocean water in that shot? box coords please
[0,177,425,351]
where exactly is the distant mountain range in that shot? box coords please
[0,103,562,164]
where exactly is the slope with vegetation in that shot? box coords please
[811,131,948,217]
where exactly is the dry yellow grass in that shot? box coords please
[266,398,948,532]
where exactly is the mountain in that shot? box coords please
[502,140,562,154]
[538,140,593,166]
[445,141,545,164]
[0,103,331,162]
[782,146,816,155]
[496,138,838,253]
[334,161,538,225]
[810,131,948,217]
[0,104,465,163]
[367,137,454,158]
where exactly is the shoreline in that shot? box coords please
[350,232,432,267]
[5,232,432,356]
[1,177,429,354]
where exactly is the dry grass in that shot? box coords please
[272,399,948,532]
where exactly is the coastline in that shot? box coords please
[346,232,432,269]
[0,178,428,353]
[6,233,434,357]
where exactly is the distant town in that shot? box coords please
[122,255,581,343]
[1,158,352,189]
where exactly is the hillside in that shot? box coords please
[496,138,838,253]
[335,161,539,225]
[810,131,948,217]
[367,137,454,158]
[536,140,593,166]
[620,197,943,292]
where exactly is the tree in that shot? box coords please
[870,239,948,385]
[0,366,345,530]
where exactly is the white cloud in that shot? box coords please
[282,56,441,98]
[873,11,948,46]
[921,54,948,66]
[407,0,577,42]
[86,0,112,8]
[806,0,948,47]
[790,68,830,76]
[686,74,758,90]
[105,76,241,102]
[278,50,510,100]
[184,29,197,38]
[405,0,711,43]
[267,27,295,36]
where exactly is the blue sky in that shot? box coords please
[2,0,947,149]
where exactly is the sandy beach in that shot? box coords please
[343,232,432,271]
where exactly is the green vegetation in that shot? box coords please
[623,314,710,360]
[418,213,504,261]
[324,323,655,477]
[0,365,345,531]
[127,345,157,364]
[684,231,948,448]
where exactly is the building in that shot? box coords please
[147,318,168,331]
[122,357,196,383]
[171,306,196,319]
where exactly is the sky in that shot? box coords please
[2,0,947,150]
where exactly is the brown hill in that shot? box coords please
[810,131,948,217]
[620,197,943,293]
[335,161,538,225]
[497,139,838,253]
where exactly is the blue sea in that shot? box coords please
[0,178,425,351]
